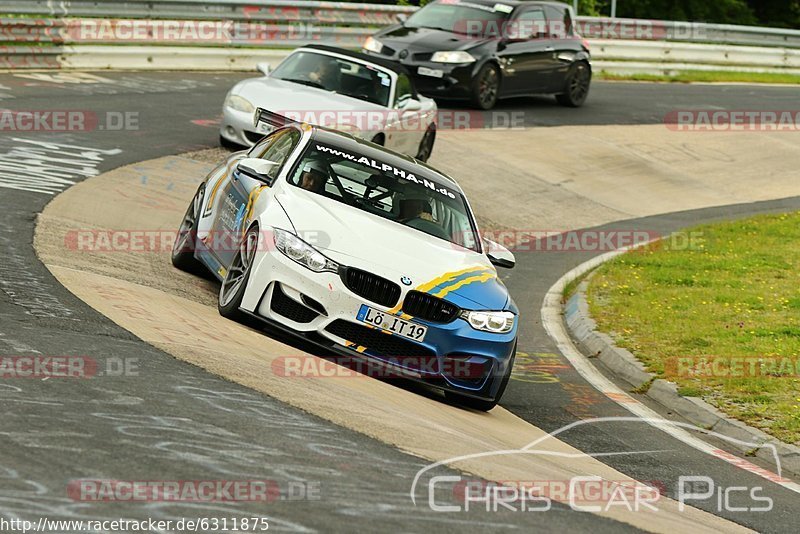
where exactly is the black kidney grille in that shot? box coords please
[326,319,438,373]
[341,267,401,307]
[402,291,460,323]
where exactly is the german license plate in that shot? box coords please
[418,66,444,78]
[356,305,427,342]
[256,122,274,134]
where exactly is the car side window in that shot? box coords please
[545,6,572,39]
[248,128,301,176]
[511,8,548,40]
[394,73,413,108]
[247,131,278,158]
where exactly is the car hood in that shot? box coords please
[234,76,386,123]
[376,25,489,54]
[275,186,509,310]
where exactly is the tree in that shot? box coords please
[745,0,800,29]
[606,0,756,25]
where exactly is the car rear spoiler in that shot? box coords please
[253,108,299,129]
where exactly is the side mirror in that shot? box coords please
[401,98,422,112]
[396,13,408,24]
[237,158,279,184]
[484,238,516,269]
[256,62,272,76]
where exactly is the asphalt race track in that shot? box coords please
[1,71,799,532]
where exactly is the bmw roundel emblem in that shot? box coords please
[399,49,409,60]
[400,276,412,286]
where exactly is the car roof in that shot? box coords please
[299,44,413,77]
[434,0,569,10]
[307,126,463,193]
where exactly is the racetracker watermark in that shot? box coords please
[66,229,704,254]
[278,110,525,131]
[446,18,705,42]
[0,356,138,378]
[65,229,326,253]
[272,355,488,380]
[66,20,319,44]
[666,356,800,379]
[479,230,704,252]
[67,479,320,502]
[0,110,139,132]
[665,110,800,132]
[575,20,707,41]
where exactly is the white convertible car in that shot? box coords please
[176,110,518,410]
[220,45,439,161]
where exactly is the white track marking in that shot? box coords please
[0,138,121,195]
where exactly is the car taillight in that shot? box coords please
[582,38,591,51]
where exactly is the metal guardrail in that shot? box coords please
[1,1,416,25]
[4,1,800,48]
[575,17,800,48]
[0,45,63,69]
[0,17,64,44]
[2,1,800,71]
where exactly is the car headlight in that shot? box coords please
[431,51,476,63]
[224,93,255,114]
[363,36,384,54]
[460,310,515,333]
[273,228,338,273]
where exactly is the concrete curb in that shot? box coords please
[565,274,800,477]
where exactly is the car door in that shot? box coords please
[210,128,300,269]
[498,6,555,94]
[545,4,580,93]
[386,73,418,154]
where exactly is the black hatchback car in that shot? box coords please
[363,0,591,109]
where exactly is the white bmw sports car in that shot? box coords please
[220,44,438,162]
[175,110,518,410]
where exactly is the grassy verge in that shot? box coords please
[597,70,800,85]
[587,212,800,444]
[563,269,594,302]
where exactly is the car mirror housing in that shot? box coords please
[256,62,272,76]
[396,13,408,24]
[237,158,279,185]
[484,238,516,269]
[402,98,422,112]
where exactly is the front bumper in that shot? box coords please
[240,246,517,400]
[363,50,477,100]
[220,105,273,147]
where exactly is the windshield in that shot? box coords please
[271,51,393,107]
[404,1,511,36]
[288,141,479,251]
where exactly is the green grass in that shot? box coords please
[562,268,595,302]
[598,70,800,85]
[587,212,800,445]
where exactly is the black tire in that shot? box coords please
[416,125,436,162]
[556,61,591,108]
[371,134,385,146]
[171,183,205,273]
[445,347,516,412]
[218,225,260,321]
[470,63,500,110]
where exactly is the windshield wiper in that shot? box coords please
[278,77,326,90]
[409,24,464,34]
